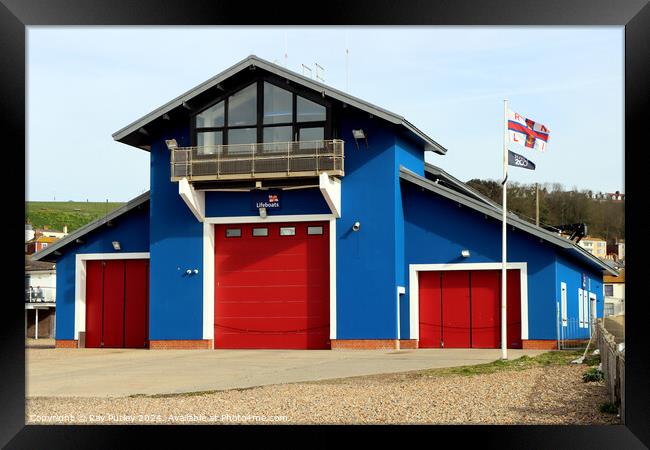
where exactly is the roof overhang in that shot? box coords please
[32,191,150,262]
[112,55,447,155]
[399,167,618,277]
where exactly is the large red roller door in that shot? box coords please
[214,222,330,349]
[418,268,521,349]
[84,259,149,349]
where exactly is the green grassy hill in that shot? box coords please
[26,201,125,233]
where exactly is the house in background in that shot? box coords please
[603,268,625,317]
[577,236,608,259]
[25,256,56,339]
[33,55,616,351]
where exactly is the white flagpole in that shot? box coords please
[501,99,508,360]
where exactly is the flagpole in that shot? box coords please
[501,99,508,360]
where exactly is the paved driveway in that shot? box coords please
[27,348,545,398]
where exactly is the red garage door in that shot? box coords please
[214,222,330,349]
[419,269,522,349]
[85,259,149,349]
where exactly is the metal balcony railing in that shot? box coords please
[170,139,344,182]
[25,286,56,304]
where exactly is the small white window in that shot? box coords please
[578,288,584,328]
[252,228,268,237]
[307,226,323,235]
[226,228,241,238]
[280,227,295,236]
[561,282,567,327]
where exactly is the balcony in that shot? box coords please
[170,139,344,182]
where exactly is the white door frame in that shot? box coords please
[204,214,337,348]
[408,262,529,341]
[74,252,150,340]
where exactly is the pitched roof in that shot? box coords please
[32,191,150,262]
[399,166,618,276]
[112,55,447,155]
[424,162,501,209]
[25,255,55,272]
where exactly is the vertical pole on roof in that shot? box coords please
[536,183,540,227]
[501,99,509,360]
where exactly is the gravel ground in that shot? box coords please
[27,364,617,425]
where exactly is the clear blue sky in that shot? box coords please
[27,27,624,202]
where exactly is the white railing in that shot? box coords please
[25,286,56,303]
[170,139,344,181]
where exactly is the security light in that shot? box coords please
[352,221,361,232]
[259,207,267,218]
[461,249,470,258]
[165,139,178,150]
[112,241,121,251]
[352,129,366,139]
[352,129,368,150]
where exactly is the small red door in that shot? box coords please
[470,270,500,348]
[418,268,522,349]
[507,270,523,349]
[441,271,471,348]
[215,222,330,349]
[84,259,149,349]
[102,260,125,348]
[85,260,104,348]
[124,260,149,348]
[418,271,442,348]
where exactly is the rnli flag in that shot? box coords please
[508,150,536,170]
[508,109,550,152]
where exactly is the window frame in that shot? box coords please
[191,76,332,157]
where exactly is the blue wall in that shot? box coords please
[149,124,205,340]
[555,252,604,339]
[54,203,150,340]
[335,113,400,339]
[205,188,330,217]
[401,181,563,340]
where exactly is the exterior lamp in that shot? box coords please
[461,249,470,258]
[165,139,178,150]
[112,241,121,251]
[352,129,368,150]
[259,207,267,218]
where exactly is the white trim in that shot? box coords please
[396,286,405,341]
[329,218,337,340]
[319,172,341,218]
[178,177,205,222]
[203,222,215,344]
[203,216,338,345]
[205,214,334,224]
[561,282,568,326]
[408,262,528,341]
[74,252,150,340]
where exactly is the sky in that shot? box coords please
[27,27,624,202]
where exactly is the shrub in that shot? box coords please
[599,402,618,414]
[583,367,604,382]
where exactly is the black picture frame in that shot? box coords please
[3,0,648,447]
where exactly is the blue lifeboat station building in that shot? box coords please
[34,55,616,351]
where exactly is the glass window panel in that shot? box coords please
[226,228,241,238]
[297,96,326,122]
[299,127,324,141]
[228,83,257,126]
[197,131,222,155]
[307,226,323,235]
[263,126,293,153]
[196,101,224,128]
[263,82,293,124]
[227,128,257,155]
[279,227,295,236]
[252,228,268,237]
[298,127,324,150]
